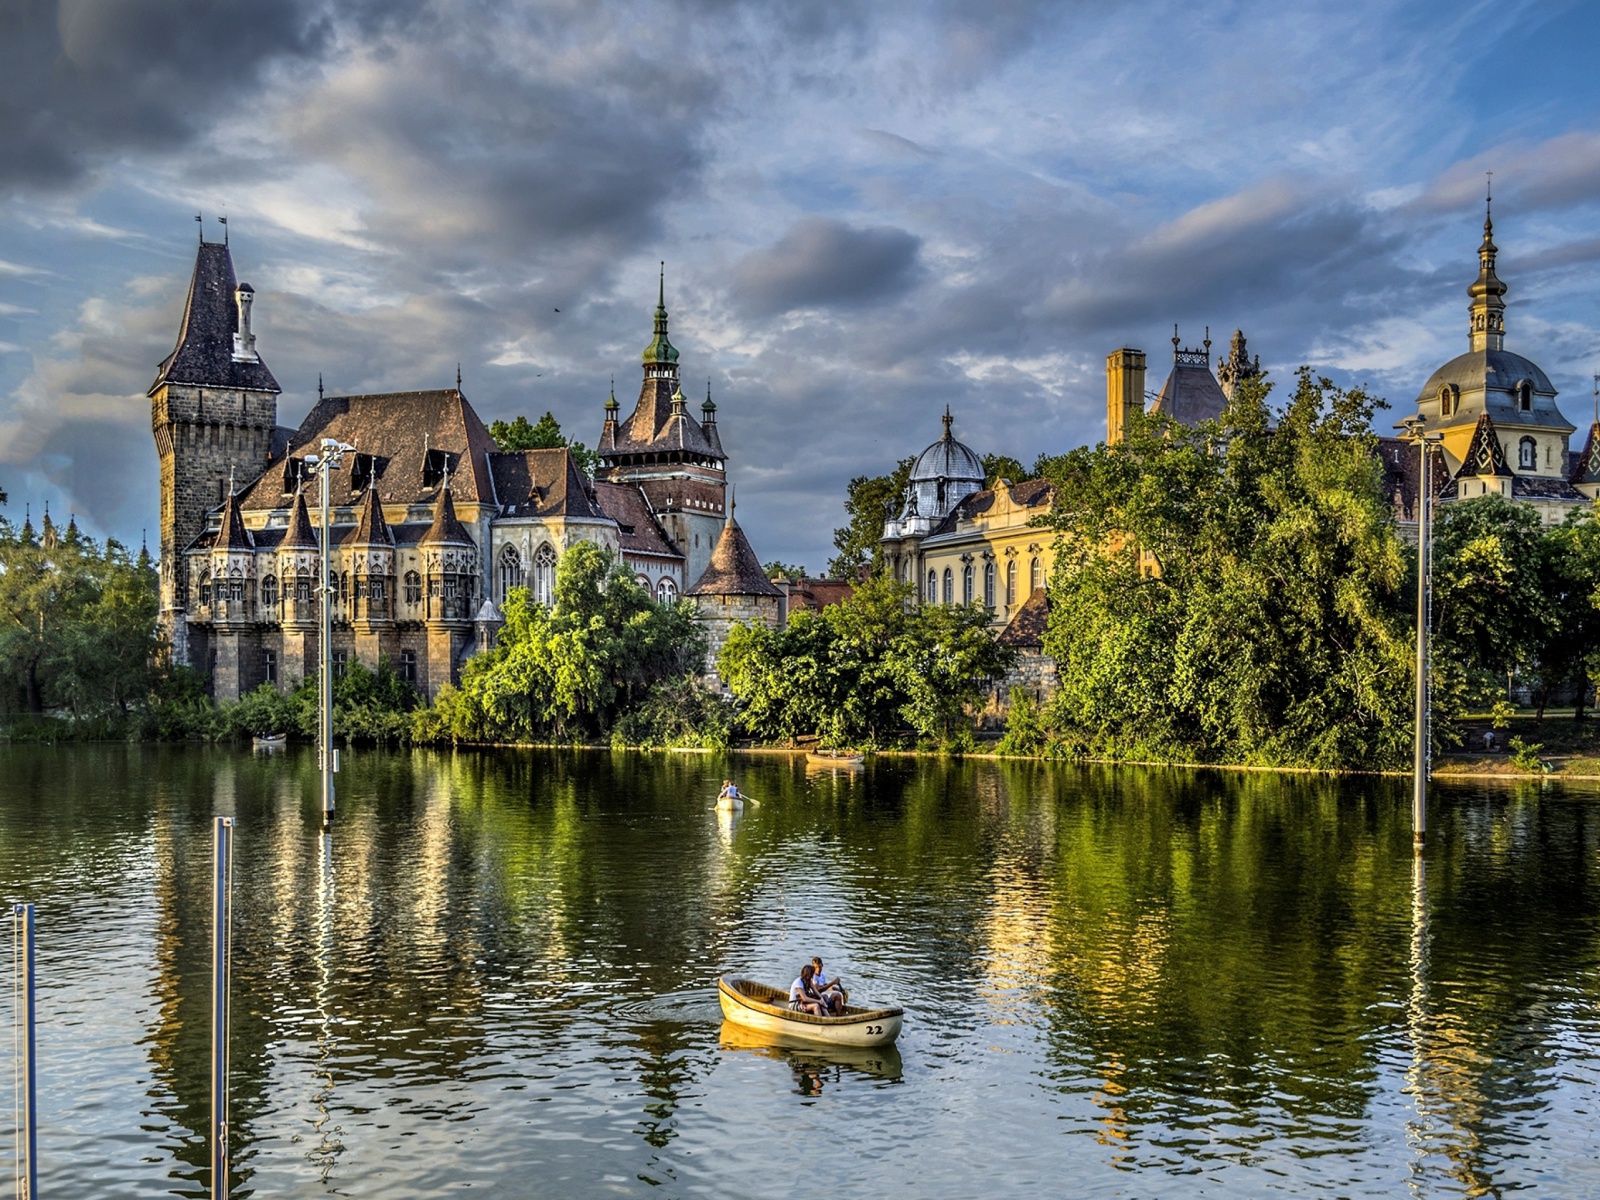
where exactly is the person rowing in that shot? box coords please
[810,956,847,1014]
[716,779,754,810]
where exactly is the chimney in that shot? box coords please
[232,282,257,362]
[1105,347,1146,445]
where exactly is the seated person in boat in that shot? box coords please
[789,963,829,1015]
[810,956,847,1014]
[717,779,743,805]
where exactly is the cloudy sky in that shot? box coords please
[3,0,1600,571]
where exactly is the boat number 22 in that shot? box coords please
[865,1025,883,1035]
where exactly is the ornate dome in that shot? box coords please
[909,408,985,485]
[887,408,985,535]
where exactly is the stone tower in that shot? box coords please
[149,234,281,664]
[596,268,727,586]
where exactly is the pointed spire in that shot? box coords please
[138,529,151,570]
[670,383,687,415]
[349,481,394,547]
[456,362,463,392]
[40,503,56,550]
[941,405,953,439]
[1468,182,1508,352]
[702,378,716,420]
[421,476,473,546]
[318,372,324,402]
[20,503,33,544]
[213,486,253,551]
[150,235,280,396]
[641,262,679,370]
[280,485,319,549]
[688,493,783,598]
[64,512,79,545]
[605,378,619,415]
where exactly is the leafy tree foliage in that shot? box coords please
[425,542,705,742]
[719,574,1014,749]
[982,454,1026,486]
[1035,370,1414,769]
[489,411,600,478]
[0,518,158,716]
[763,561,807,580]
[827,456,913,579]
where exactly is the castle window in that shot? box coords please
[263,649,277,684]
[295,570,312,602]
[199,570,212,605]
[1030,557,1042,593]
[498,544,522,602]
[927,570,937,603]
[962,564,974,606]
[533,544,557,606]
[261,575,279,610]
[983,562,995,609]
[1005,561,1016,607]
[657,577,678,604]
[405,571,422,604]
[399,649,417,684]
[369,578,385,602]
[332,650,347,679]
[1519,436,1537,470]
[1439,384,1459,417]
[1516,380,1533,412]
[942,567,953,605]
[338,572,349,605]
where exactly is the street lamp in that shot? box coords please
[304,436,354,830]
[1400,416,1444,853]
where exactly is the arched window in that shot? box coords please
[337,572,349,605]
[261,575,279,610]
[1519,436,1537,470]
[227,569,244,602]
[1030,556,1042,593]
[983,561,995,609]
[405,570,422,604]
[962,564,974,605]
[1516,380,1533,412]
[1439,384,1458,417]
[295,569,312,602]
[498,543,522,602]
[942,567,953,605]
[657,577,678,603]
[532,544,557,606]
[1005,560,1016,607]
[199,570,212,605]
[637,573,654,591]
[927,570,937,602]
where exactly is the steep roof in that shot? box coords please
[211,490,254,551]
[279,488,319,549]
[1571,423,1600,488]
[925,477,1054,538]
[998,588,1049,649]
[237,389,498,511]
[1455,412,1513,478]
[1150,359,1228,426]
[150,240,280,395]
[600,380,725,459]
[591,481,683,560]
[687,518,783,597]
[346,485,393,546]
[490,448,605,519]
[420,485,474,546]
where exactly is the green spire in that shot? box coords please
[604,377,619,414]
[641,261,679,368]
[702,379,716,415]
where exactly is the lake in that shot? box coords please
[2,745,1598,1197]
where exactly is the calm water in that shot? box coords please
[2,746,1599,1198]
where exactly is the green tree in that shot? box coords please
[763,561,807,580]
[1525,509,1600,720]
[489,411,600,478]
[982,454,1026,486]
[827,456,914,579]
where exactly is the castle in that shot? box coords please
[151,237,780,701]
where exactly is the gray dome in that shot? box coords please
[1416,349,1555,405]
[909,429,984,485]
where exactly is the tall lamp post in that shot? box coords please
[306,436,354,830]
[1401,417,1444,853]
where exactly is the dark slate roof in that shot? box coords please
[599,378,726,460]
[1375,436,1448,523]
[909,420,985,485]
[925,477,1055,538]
[1150,361,1227,426]
[998,588,1049,649]
[1510,474,1588,502]
[150,241,280,395]
[421,485,474,546]
[280,489,319,549]
[346,486,394,546]
[592,481,683,560]
[1455,412,1513,478]
[1570,423,1600,487]
[238,389,498,512]
[490,448,605,519]
[687,518,783,597]
[212,491,254,550]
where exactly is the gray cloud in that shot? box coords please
[729,217,922,316]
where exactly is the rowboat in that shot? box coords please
[252,733,287,750]
[718,976,903,1047]
[806,750,865,767]
[719,1020,904,1080]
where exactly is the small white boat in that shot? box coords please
[252,733,287,750]
[718,976,903,1048]
[806,750,865,767]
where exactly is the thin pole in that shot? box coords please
[319,455,335,829]
[12,903,36,1200]
[1413,441,1430,852]
[210,817,234,1200]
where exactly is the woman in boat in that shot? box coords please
[717,780,743,807]
[810,957,847,1014]
[789,963,828,1016]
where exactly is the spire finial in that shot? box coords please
[1469,187,1507,352]
[942,405,953,438]
[456,362,462,391]
[728,482,735,525]
[318,372,324,402]
[659,261,665,310]
[219,214,228,245]
[196,212,203,242]
[1172,324,1180,359]
[1203,326,1211,360]
[1592,372,1597,426]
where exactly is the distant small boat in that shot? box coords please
[718,976,903,1047]
[806,750,864,767]
[252,733,287,750]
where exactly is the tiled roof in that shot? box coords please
[237,389,497,511]
[599,377,725,460]
[998,588,1049,649]
[489,448,604,520]
[1150,362,1227,426]
[279,489,319,549]
[592,481,683,560]
[150,241,280,395]
[925,477,1055,538]
[346,486,394,546]
[1511,474,1589,501]
[1570,423,1600,487]
[420,485,474,546]
[211,490,254,551]
[688,518,783,597]
[1454,412,1513,479]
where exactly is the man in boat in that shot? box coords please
[789,963,828,1015]
[717,779,744,806]
[810,956,847,1014]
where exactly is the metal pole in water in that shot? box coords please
[318,447,335,830]
[11,903,36,1200]
[211,817,234,1200]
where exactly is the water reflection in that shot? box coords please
[3,748,1599,1198]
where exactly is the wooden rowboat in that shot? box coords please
[252,733,287,750]
[718,976,903,1047]
[806,750,865,767]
